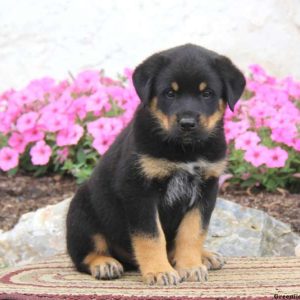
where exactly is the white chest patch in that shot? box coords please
[164,168,202,207]
[163,159,226,207]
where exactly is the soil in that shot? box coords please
[0,173,299,233]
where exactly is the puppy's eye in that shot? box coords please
[164,89,176,99]
[201,89,213,98]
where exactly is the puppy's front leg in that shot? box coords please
[129,208,180,285]
[172,207,208,282]
[172,178,225,282]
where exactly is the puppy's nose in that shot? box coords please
[179,117,196,131]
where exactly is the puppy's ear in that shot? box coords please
[133,54,168,104]
[215,55,246,111]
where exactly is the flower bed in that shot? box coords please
[0,66,299,191]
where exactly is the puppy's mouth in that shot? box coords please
[169,128,206,145]
[180,132,196,144]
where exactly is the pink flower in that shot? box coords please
[244,145,269,167]
[30,140,52,165]
[264,147,288,168]
[16,112,39,132]
[0,147,19,171]
[8,132,28,153]
[42,102,63,115]
[271,128,295,146]
[74,70,101,92]
[224,120,249,143]
[56,124,84,146]
[28,77,55,94]
[87,117,123,139]
[24,127,45,142]
[41,113,69,132]
[92,135,113,155]
[56,147,69,163]
[12,88,36,105]
[86,91,109,112]
[235,131,261,150]
[291,138,300,151]
[68,97,87,120]
[0,112,14,134]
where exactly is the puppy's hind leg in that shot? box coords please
[66,185,124,280]
[83,234,124,280]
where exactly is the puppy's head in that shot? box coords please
[133,44,245,143]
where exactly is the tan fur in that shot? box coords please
[199,82,207,91]
[150,98,170,130]
[93,234,108,255]
[169,114,177,128]
[138,155,177,179]
[82,234,109,267]
[138,155,227,180]
[83,253,123,279]
[83,253,113,266]
[172,209,206,268]
[200,159,227,179]
[171,81,179,91]
[132,215,175,276]
[150,97,177,131]
[83,235,124,278]
[200,99,226,130]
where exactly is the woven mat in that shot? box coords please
[0,254,299,300]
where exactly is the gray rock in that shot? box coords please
[0,198,71,268]
[0,197,299,268]
[206,198,300,257]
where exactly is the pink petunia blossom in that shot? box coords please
[86,91,109,112]
[16,111,39,132]
[264,146,288,168]
[92,135,114,155]
[30,140,52,165]
[0,147,19,171]
[244,145,269,167]
[24,127,45,142]
[40,113,69,132]
[56,147,69,163]
[73,70,101,92]
[8,132,28,153]
[224,120,249,143]
[56,124,84,146]
[0,112,12,134]
[235,131,261,151]
[271,127,295,146]
[11,88,37,105]
[68,97,87,120]
[87,117,123,139]
[291,138,300,152]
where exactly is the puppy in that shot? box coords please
[66,44,245,285]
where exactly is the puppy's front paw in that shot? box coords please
[202,250,226,270]
[144,269,181,286]
[176,264,208,282]
[89,256,124,280]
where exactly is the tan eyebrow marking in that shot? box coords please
[199,82,207,91]
[171,82,179,91]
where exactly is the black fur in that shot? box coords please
[66,44,245,273]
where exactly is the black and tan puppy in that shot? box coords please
[66,44,245,285]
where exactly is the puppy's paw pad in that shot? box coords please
[177,264,208,282]
[202,251,226,270]
[144,270,181,286]
[90,257,124,280]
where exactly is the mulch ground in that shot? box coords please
[0,173,299,233]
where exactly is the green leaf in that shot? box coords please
[7,167,18,176]
[76,148,86,164]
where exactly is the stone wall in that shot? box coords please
[0,0,300,91]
